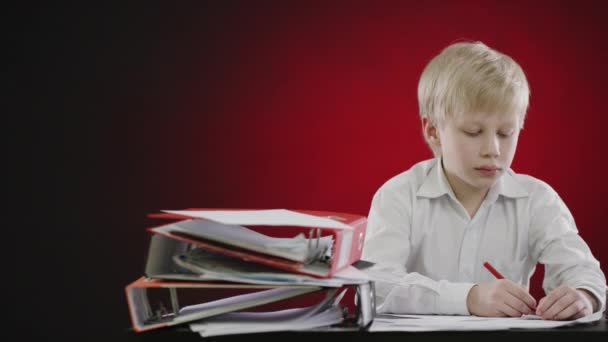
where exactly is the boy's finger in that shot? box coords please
[500,302,523,317]
[537,294,558,316]
[541,292,575,320]
[537,296,546,311]
[553,300,587,321]
[537,286,567,315]
[505,283,536,309]
[504,292,532,315]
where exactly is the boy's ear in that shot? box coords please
[422,117,440,144]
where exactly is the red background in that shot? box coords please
[17,0,608,337]
[121,1,608,299]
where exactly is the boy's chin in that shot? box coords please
[470,176,499,190]
[477,177,499,190]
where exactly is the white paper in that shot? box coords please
[160,219,333,263]
[173,249,370,287]
[193,306,344,337]
[331,264,370,282]
[369,311,603,331]
[162,209,352,229]
[189,289,344,336]
[174,286,320,323]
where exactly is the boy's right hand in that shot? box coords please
[466,280,537,317]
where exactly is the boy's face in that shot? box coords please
[432,111,521,193]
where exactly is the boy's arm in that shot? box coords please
[362,188,476,315]
[529,185,607,314]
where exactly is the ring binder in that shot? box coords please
[145,209,368,278]
[187,285,369,337]
[305,228,324,264]
[126,209,374,335]
[126,277,327,331]
[126,277,375,332]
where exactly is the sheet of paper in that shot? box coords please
[189,289,344,337]
[174,249,368,287]
[174,286,320,323]
[158,219,332,263]
[192,306,344,337]
[369,311,603,331]
[162,209,352,229]
[332,264,370,283]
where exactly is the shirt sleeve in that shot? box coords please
[528,184,607,312]
[361,187,476,315]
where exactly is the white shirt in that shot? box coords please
[362,157,606,315]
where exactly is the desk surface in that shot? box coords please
[125,315,608,341]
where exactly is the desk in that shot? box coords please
[126,314,607,341]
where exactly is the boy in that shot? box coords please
[362,41,606,320]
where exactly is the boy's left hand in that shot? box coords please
[536,284,597,320]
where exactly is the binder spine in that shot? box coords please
[317,281,376,330]
[355,281,376,328]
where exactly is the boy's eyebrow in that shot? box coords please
[458,116,518,126]
[458,119,483,126]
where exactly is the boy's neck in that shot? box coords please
[441,162,490,219]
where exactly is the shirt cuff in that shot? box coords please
[576,286,606,313]
[437,281,477,315]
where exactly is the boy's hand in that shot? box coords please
[466,280,537,317]
[536,285,596,320]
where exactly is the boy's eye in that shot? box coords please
[498,131,514,138]
[463,130,481,137]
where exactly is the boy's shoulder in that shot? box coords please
[376,158,438,195]
[370,158,437,212]
[507,170,574,222]
[507,169,559,199]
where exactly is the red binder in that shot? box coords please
[125,276,324,332]
[125,276,375,333]
[145,209,368,278]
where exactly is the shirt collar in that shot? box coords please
[416,158,456,199]
[486,169,530,202]
[416,158,529,201]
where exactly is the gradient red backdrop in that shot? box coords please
[19,0,608,336]
[123,1,608,297]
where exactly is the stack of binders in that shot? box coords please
[125,208,376,337]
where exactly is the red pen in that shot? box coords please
[483,261,505,279]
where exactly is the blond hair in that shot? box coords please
[417,41,530,156]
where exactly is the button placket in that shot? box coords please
[459,221,476,281]
[460,205,486,282]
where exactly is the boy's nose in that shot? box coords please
[481,136,500,157]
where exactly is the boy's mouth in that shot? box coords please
[475,166,501,177]
[475,166,501,171]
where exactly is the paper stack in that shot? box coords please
[124,209,376,337]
